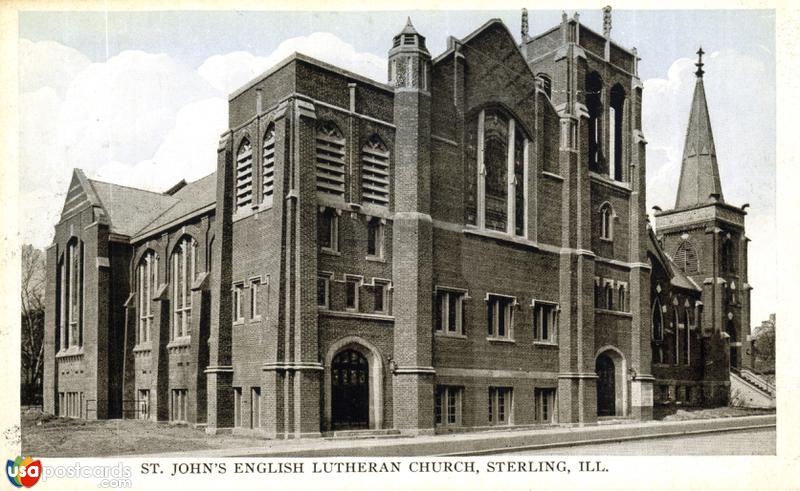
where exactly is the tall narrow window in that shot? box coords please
[609,84,625,182]
[483,110,509,232]
[600,203,613,240]
[58,259,66,350]
[373,280,388,314]
[532,302,558,344]
[317,274,331,309]
[684,308,692,365]
[435,386,463,426]
[316,122,346,198]
[236,139,253,210]
[250,279,260,319]
[345,277,360,311]
[171,389,187,422]
[586,72,604,172]
[233,283,244,322]
[250,387,261,428]
[618,285,626,312]
[319,208,339,252]
[66,239,83,347]
[361,135,390,207]
[487,294,514,340]
[262,125,276,207]
[514,125,526,236]
[604,283,614,310]
[137,251,158,345]
[366,217,384,258]
[172,236,197,339]
[435,289,465,336]
[489,387,513,425]
[534,388,556,424]
[721,237,735,273]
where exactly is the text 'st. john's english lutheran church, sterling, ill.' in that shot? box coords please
[43,9,753,437]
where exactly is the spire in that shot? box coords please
[675,48,724,209]
[401,16,418,34]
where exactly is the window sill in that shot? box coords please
[533,341,558,347]
[248,315,263,323]
[486,337,515,344]
[321,248,341,257]
[589,172,632,193]
[319,309,394,323]
[365,255,385,263]
[594,308,632,318]
[463,226,541,251]
[435,331,467,339]
[541,171,564,181]
[56,346,85,358]
[167,336,191,349]
[133,344,152,353]
[233,319,245,326]
[600,237,613,243]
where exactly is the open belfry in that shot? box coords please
[43,8,755,436]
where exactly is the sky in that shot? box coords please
[17,9,775,324]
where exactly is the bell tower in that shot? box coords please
[388,18,435,434]
[655,49,751,386]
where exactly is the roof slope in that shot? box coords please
[647,227,701,292]
[88,179,178,237]
[675,70,724,209]
[134,172,217,238]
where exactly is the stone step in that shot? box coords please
[327,429,404,439]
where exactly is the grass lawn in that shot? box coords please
[21,408,266,457]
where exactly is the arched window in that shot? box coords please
[600,203,613,240]
[262,124,276,207]
[721,236,734,273]
[684,307,692,365]
[674,240,699,275]
[235,139,253,210]
[58,238,84,350]
[586,72,603,172]
[172,236,198,339]
[673,308,680,365]
[604,283,614,310]
[361,135,390,207]
[536,73,552,99]
[618,285,626,312]
[609,84,625,181]
[137,251,158,345]
[316,121,346,198]
[651,298,664,363]
[474,108,529,235]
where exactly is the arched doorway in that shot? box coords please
[596,353,616,416]
[331,349,370,429]
[595,346,628,417]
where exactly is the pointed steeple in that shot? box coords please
[675,47,724,209]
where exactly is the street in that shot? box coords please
[501,428,775,456]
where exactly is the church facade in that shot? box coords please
[42,10,749,437]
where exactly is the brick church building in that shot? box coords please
[43,10,751,436]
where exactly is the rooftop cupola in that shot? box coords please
[388,17,430,90]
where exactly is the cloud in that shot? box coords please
[643,49,776,323]
[198,32,387,95]
[19,33,388,250]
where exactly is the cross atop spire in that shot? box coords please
[695,47,705,78]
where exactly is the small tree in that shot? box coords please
[21,244,45,406]
[753,316,776,373]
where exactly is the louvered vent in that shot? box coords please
[236,140,253,210]
[361,135,390,207]
[315,122,346,198]
[262,126,275,206]
[674,240,699,275]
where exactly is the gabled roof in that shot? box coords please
[88,178,179,237]
[647,226,701,292]
[133,172,217,239]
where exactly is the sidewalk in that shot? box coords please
[141,414,775,458]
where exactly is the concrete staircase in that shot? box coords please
[325,428,405,440]
[730,368,776,408]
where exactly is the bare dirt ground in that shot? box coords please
[21,408,267,457]
[660,406,774,421]
[21,406,776,457]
